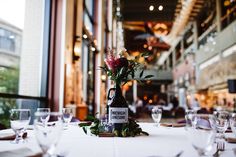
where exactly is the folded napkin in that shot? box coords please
[226,137,236,143]
[160,123,185,127]
[0,148,34,157]
[0,132,27,140]
[225,128,232,133]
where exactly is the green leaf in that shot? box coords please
[144,75,153,79]
[139,69,144,78]
[86,115,96,121]
[131,71,135,78]
[79,122,91,127]
[82,127,87,134]
[141,131,149,136]
[141,52,150,58]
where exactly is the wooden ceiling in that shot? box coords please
[121,0,178,64]
[121,0,178,22]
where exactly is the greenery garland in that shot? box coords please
[79,115,149,137]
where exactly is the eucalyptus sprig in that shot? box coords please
[79,116,149,137]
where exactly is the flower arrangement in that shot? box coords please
[79,49,153,137]
[100,49,153,86]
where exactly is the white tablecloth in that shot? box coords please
[0,123,236,157]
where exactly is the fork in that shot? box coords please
[213,142,225,157]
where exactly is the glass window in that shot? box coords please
[85,0,94,17]
[84,13,93,34]
[0,0,49,128]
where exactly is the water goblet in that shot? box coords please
[230,113,236,137]
[213,111,229,139]
[37,108,51,126]
[34,112,63,157]
[62,107,73,128]
[151,106,162,127]
[186,114,216,156]
[185,109,197,128]
[10,109,31,144]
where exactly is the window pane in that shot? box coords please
[0,0,48,128]
[0,0,46,96]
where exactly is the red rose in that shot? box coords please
[116,57,128,68]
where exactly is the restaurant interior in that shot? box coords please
[0,0,236,156]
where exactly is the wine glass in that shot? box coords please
[37,108,51,126]
[34,112,63,156]
[10,109,31,144]
[151,106,162,126]
[186,114,216,156]
[230,113,236,137]
[212,111,229,139]
[185,109,197,128]
[62,107,73,128]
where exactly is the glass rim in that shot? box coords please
[231,113,236,117]
[37,107,50,110]
[193,114,214,118]
[35,111,62,117]
[11,109,31,112]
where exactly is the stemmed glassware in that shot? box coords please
[186,114,216,156]
[230,113,236,136]
[37,108,51,126]
[212,111,229,139]
[151,106,162,126]
[185,109,197,128]
[34,112,63,157]
[62,107,73,128]
[10,109,31,144]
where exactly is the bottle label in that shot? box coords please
[109,107,128,123]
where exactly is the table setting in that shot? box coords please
[1,107,236,157]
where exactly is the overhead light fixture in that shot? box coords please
[83,34,87,39]
[158,5,163,11]
[74,40,81,60]
[101,74,106,82]
[149,5,154,11]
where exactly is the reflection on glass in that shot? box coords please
[10,109,31,144]
[186,114,216,156]
[185,109,197,128]
[213,111,229,139]
[62,108,73,128]
[230,113,236,137]
[37,108,51,126]
[34,112,63,157]
[151,106,162,126]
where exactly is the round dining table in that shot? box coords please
[0,123,236,157]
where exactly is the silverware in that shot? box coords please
[213,142,225,157]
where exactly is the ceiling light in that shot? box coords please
[83,34,87,39]
[158,5,163,11]
[149,5,154,11]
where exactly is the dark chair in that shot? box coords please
[174,107,185,118]
[71,117,80,122]
[197,108,209,114]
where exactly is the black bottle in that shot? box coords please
[107,84,128,136]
